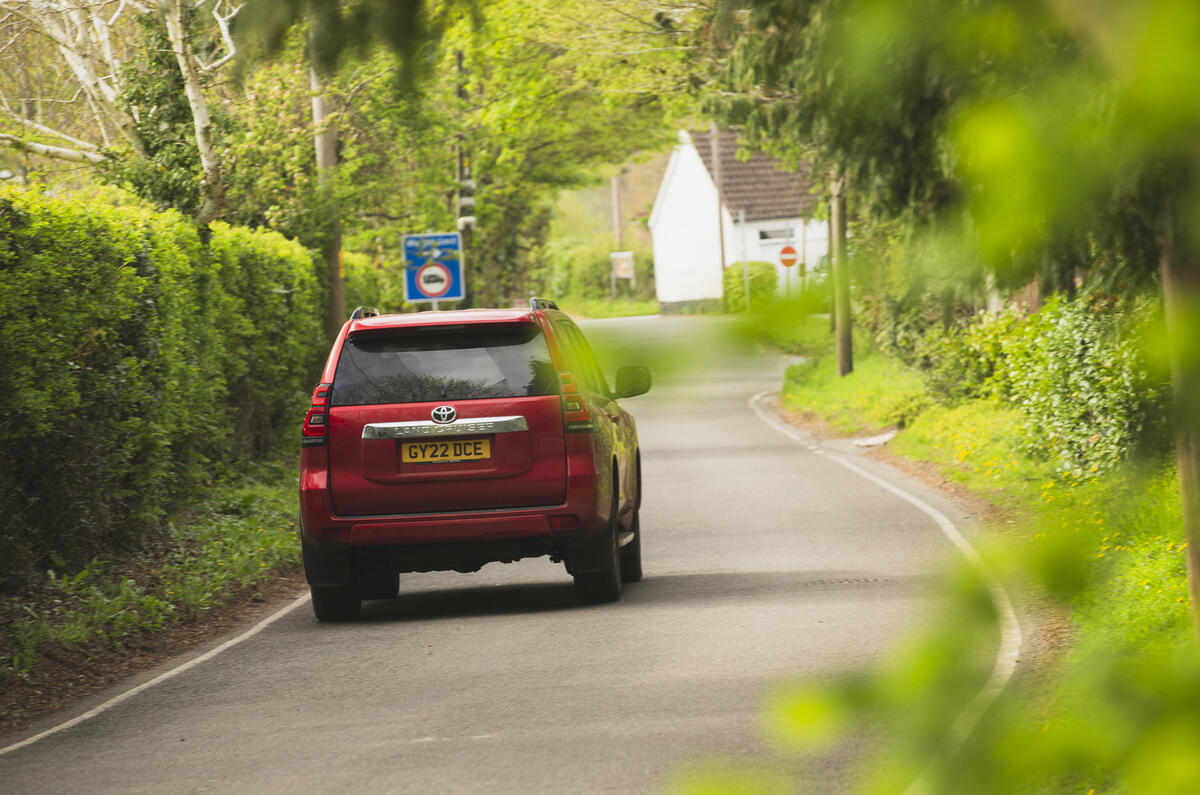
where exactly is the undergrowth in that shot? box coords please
[1,458,299,682]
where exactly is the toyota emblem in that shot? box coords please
[431,405,457,424]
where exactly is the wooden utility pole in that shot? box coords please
[310,34,342,342]
[1161,198,1200,643]
[828,215,836,333]
[710,123,727,311]
[611,173,622,299]
[831,174,852,376]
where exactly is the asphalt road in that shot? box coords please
[0,315,982,794]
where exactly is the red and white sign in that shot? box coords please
[417,262,453,298]
[779,245,799,268]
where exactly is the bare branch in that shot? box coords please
[0,108,100,150]
[197,0,240,72]
[0,131,106,164]
[108,0,150,28]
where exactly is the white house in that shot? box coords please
[648,129,827,311]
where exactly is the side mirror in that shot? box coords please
[614,366,651,399]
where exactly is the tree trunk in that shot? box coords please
[310,48,344,342]
[159,0,224,226]
[831,175,852,377]
[1160,199,1200,644]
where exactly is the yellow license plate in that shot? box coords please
[402,438,491,464]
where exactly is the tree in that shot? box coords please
[226,0,678,310]
[0,0,240,223]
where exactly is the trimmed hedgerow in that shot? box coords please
[0,187,322,589]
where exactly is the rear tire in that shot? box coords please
[573,491,622,605]
[620,508,643,583]
[310,583,361,621]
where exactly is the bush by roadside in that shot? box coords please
[722,260,778,313]
[0,186,323,591]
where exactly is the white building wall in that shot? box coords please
[650,132,828,306]
[725,217,829,298]
[649,143,724,304]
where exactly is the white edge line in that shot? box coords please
[0,592,311,758]
[749,391,1022,786]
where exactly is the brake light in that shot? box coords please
[559,372,595,432]
[302,382,332,442]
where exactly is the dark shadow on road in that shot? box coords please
[355,568,936,623]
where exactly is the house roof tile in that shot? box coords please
[690,129,817,221]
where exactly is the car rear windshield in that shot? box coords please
[331,323,558,406]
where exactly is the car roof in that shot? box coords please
[347,307,553,334]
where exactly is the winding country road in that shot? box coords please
[0,315,986,793]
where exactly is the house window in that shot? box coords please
[758,228,793,241]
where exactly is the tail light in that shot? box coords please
[559,372,595,433]
[302,383,332,444]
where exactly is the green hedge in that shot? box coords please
[0,187,322,589]
[723,261,778,313]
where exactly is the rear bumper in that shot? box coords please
[299,466,610,585]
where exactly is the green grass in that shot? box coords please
[783,351,930,434]
[2,458,300,681]
[558,295,660,319]
[893,400,1050,507]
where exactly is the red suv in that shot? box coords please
[299,299,650,620]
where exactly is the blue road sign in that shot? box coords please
[403,233,465,303]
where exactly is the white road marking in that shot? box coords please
[0,593,312,758]
[749,391,1022,786]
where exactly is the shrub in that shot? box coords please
[917,307,1024,403]
[1000,295,1169,477]
[0,187,322,589]
[723,261,778,313]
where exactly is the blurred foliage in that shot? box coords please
[0,186,322,591]
[770,312,1193,792]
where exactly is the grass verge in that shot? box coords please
[0,456,301,688]
[558,295,660,319]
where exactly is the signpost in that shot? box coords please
[610,251,635,298]
[779,244,799,300]
[403,233,465,309]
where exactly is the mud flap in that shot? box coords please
[302,538,353,586]
[563,525,614,575]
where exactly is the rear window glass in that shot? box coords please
[331,323,558,406]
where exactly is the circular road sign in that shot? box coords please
[417,262,453,298]
[779,245,799,268]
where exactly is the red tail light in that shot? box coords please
[302,383,333,443]
[559,372,595,432]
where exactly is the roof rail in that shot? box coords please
[349,306,380,321]
[529,297,559,311]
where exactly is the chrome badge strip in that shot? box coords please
[362,415,529,440]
